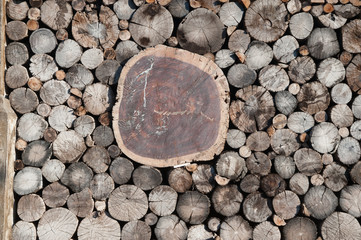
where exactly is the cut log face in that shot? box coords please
[211,184,243,217]
[177,8,224,54]
[149,185,178,216]
[17,113,48,142]
[12,221,36,240]
[294,148,322,176]
[155,215,188,240]
[253,221,280,240]
[227,64,256,89]
[17,194,46,222]
[259,65,289,92]
[61,162,93,192]
[6,0,29,21]
[5,65,29,89]
[55,39,82,68]
[29,54,58,82]
[346,54,361,93]
[113,0,137,20]
[65,64,94,90]
[288,56,316,84]
[307,28,340,59]
[310,122,341,154]
[220,215,253,240]
[42,159,65,182]
[289,12,314,40]
[14,167,43,195]
[22,140,52,167]
[273,190,300,220]
[5,42,29,65]
[304,185,338,219]
[109,157,134,185]
[40,0,72,30]
[9,88,39,114]
[342,19,361,53]
[216,151,247,180]
[130,4,173,48]
[176,191,210,224]
[297,81,330,115]
[273,35,299,63]
[319,13,347,29]
[29,28,57,54]
[317,58,345,88]
[243,192,272,223]
[53,130,86,163]
[244,0,288,42]
[187,224,213,240]
[245,41,273,70]
[112,45,229,167]
[283,217,317,240]
[67,188,94,218]
[275,91,297,116]
[322,212,361,240]
[340,184,361,218]
[218,2,244,27]
[192,164,215,194]
[228,29,250,53]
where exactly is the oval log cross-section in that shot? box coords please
[113,45,229,167]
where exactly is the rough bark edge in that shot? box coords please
[112,45,230,167]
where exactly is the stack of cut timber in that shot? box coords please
[5,0,361,239]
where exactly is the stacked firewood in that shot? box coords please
[5,0,361,239]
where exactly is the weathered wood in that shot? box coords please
[283,217,317,240]
[5,20,28,41]
[108,185,148,221]
[287,112,314,134]
[244,0,288,42]
[65,64,94,90]
[5,65,29,89]
[253,221,280,240]
[274,91,297,116]
[113,0,137,20]
[22,140,51,167]
[12,221,36,240]
[239,174,260,193]
[89,173,114,200]
[214,49,236,69]
[29,28,57,54]
[273,190,300,220]
[40,0,72,30]
[27,19,39,31]
[43,127,57,142]
[53,130,86,163]
[9,88,38,114]
[144,212,158,226]
[274,155,295,179]
[342,19,361,53]
[294,148,322,176]
[317,58,345,87]
[177,8,224,54]
[228,30,250,54]
[17,113,48,142]
[245,131,269,152]
[155,214,188,240]
[67,188,94,218]
[353,95,361,119]
[27,77,42,92]
[109,157,134,185]
[243,192,272,222]
[37,208,78,240]
[245,41,273,70]
[331,83,352,104]
[226,129,246,149]
[149,185,177,216]
[107,145,121,158]
[133,165,162,191]
[40,80,70,107]
[83,83,114,115]
[92,125,114,147]
[167,0,189,18]
[192,164,215,194]
[6,0,29,20]
[212,184,243,217]
[42,159,65,182]
[176,191,210,224]
[220,215,253,240]
[298,81,330,115]
[260,173,286,197]
[337,136,360,164]
[271,129,299,156]
[289,173,309,195]
[73,115,95,137]
[351,161,361,185]
[80,48,103,70]
[61,162,93,192]
[340,184,361,217]
[55,39,82,68]
[219,2,244,27]
[319,13,347,29]
[346,54,361,93]
[334,3,360,18]
[289,12,313,39]
[187,224,213,240]
[48,105,75,132]
[304,185,338,219]
[95,60,120,86]
[227,64,256,89]
[55,28,68,41]
[216,151,247,180]
[167,167,192,193]
[273,36,299,63]
[289,56,316,84]
[322,212,361,240]
[42,181,69,208]
[246,152,271,176]
[17,194,45,222]
[310,122,341,153]
[351,120,361,139]
[82,146,110,173]
[308,28,340,59]
[207,217,220,232]
[323,162,347,192]
[29,54,58,82]
[78,212,121,240]
[5,42,28,65]
[14,167,42,195]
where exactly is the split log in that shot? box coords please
[346,54,361,93]
[319,13,347,29]
[287,0,302,14]
[274,91,297,116]
[230,85,275,133]
[109,157,134,185]
[253,221,280,240]
[22,140,51,167]
[89,173,115,200]
[61,162,93,192]
[176,191,210,224]
[260,173,286,197]
[246,152,271,176]
[12,221,36,240]
[274,155,295,179]
[287,112,314,133]
[5,21,28,41]
[317,57,345,87]
[67,188,94,218]
[53,130,86,163]
[245,41,273,70]
[17,113,48,142]
[168,168,192,193]
[351,120,361,139]
[113,0,137,20]
[273,190,300,220]
[129,4,173,48]
[283,217,317,240]
[294,148,322,176]
[42,181,69,208]
[167,0,190,18]
[216,151,247,180]
[40,0,72,30]
[307,28,340,59]
[218,2,244,27]
[334,3,360,18]
[331,83,352,104]
[108,185,148,221]
[297,81,330,115]
[81,48,103,70]
[48,105,75,132]
[239,174,260,193]
[310,122,341,153]
[244,0,288,42]
[83,83,114,115]
[273,36,299,63]
[323,163,347,192]
[9,88,39,114]
[29,54,58,82]
[304,185,338,219]
[29,28,57,54]
[177,8,224,54]
[6,0,29,20]
[82,146,110,173]
[226,129,246,149]
[211,184,243,217]
[55,39,82,68]
[149,185,178,216]
[337,136,360,164]
[214,49,236,69]
[73,115,95,137]
[259,65,289,92]
[95,60,121,85]
[5,42,29,65]
[37,208,78,240]
[78,212,121,240]
[342,19,361,53]
[243,192,272,223]
[289,12,314,39]
[340,184,361,217]
[321,212,361,240]
[271,129,299,156]
[41,159,65,182]
[65,64,94,90]
[289,173,309,195]
[14,167,42,195]
[227,64,257,89]
[187,225,213,240]
[5,65,29,89]
[17,194,46,222]
[155,215,188,240]
[133,165,163,191]
[220,215,253,240]
[192,164,215,194]
[72,6,119,49]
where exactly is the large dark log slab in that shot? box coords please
[113,45,229,167]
